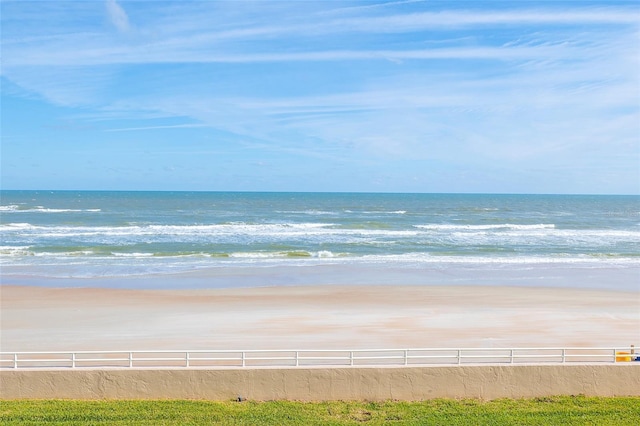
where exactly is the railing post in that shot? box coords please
[241,351,245,367]
[129,352,133,368]
[13,353,18,369]
[404,349,408,366]
[457,350,461,365]
[562,349,566,363]
[510,349,514,364]
[350,351,354,366]
[185,352,190,368]
[72,352,76,368]
[295,351,299,367]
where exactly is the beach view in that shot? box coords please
[1,0,639,422]
[1,191,638,352]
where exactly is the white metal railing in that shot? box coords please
[1,347,638,370]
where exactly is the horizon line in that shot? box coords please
[1,189,637,197]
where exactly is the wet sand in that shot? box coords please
[1,284,638,351]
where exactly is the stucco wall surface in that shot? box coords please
[2,365,639,401]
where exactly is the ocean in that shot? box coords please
[1,191,638,290]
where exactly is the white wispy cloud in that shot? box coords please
[105,0,130,33]
[3,6,638,66]
[332,9,640,32]
[4,45,580,67]
[105,123,207,132]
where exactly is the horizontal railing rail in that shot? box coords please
[1,347,637,370]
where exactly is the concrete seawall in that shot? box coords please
[2,365,639,401]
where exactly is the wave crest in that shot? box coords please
[414,224,555,231]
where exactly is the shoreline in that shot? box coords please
[3,261,639,291]
[2,283,637,352]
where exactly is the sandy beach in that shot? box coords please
[2,284,637,352]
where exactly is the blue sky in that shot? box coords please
[1,1,638,194]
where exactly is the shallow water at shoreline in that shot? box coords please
[4,262,638,292]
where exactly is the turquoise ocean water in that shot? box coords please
[1,191,638,289]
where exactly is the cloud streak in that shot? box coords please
[5,45,585,67]
[105,123,207,132]
[3,6,639,65]
[105,0,130,33]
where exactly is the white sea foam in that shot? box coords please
[35,208,102,213]
[414,224,556,231]
[0,206,101,213]
[112,252,154,257]
[0,246,32,256]
[3,246,634,265]
[0,223,33,230]
[2,222,639,246]
[357,210,407,215]
[227,250,341,259]
[228,252,280,259]
[276,210,338,215]
[0,222,417,239]
[2,252,638,283]
[355,253,640,266]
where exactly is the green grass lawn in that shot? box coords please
[1,396,639,425]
